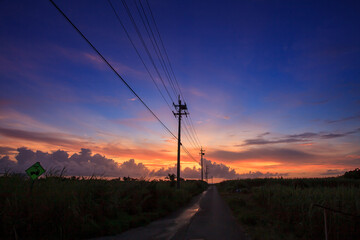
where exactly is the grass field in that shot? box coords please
[0,174,207,239]
[218,178,360,240]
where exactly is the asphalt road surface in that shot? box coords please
[93,185,248,240]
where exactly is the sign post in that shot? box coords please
[25,162,45,180]
[25,162,45,193]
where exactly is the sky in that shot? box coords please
[0,0,359,179]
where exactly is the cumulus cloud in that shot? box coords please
[202,159,288,179]
[0,147,286,179]
[0,146,16,155]
[0,147,149,177]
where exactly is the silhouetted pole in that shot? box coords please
[205,164,208,182]
[200,147,205,181]
[173,95,188,189]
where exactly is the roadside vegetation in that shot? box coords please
[0,172,207,239]
[218,177,360,240]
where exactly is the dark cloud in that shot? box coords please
[288,132,319,138]
[202,159,288,179]
[236,171,289,178]
[239,138,306,146]
[0,146,16,155]
[320,169,346,176]
[0,156,17,170]
[0,127,82,146]
[326,114,360,124]
[241,128,360,146]
[208,148,318,163]
[333,157,360,167]
[0,147,286,179]
[257,132,270,138]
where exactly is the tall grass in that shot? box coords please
[0,174,207,239]
[218,178,360,240]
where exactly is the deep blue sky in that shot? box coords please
[0,0,359,177]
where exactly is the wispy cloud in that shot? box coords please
[208,148,319,164]
[240,128,360,146]
[239,138,306,146]
[320,169,346,176]
[326,114,360,124]
[0,127,87,147]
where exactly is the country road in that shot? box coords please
[93,185,249,240]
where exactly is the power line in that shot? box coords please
[136,0,179,98]
[144,0,203,148]
[185,116,202,148]
[145,0,184,100]
[181,145,200,165]
[49,0,177,140]
[120,0,175,104]
[50,0,203,175]
[182,121,200,150]
[107,0,173,113]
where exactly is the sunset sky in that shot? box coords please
[0,0,359,179]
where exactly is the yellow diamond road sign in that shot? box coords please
[25,162,45,180]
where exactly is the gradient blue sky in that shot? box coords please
[1,0,359,178]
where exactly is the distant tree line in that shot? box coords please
[342,168,360,179]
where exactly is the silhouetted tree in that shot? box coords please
[342,168,360,179]
[166,173,176,187]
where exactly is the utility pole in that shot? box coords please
[200,147,205,181]
[205,164,209,182]
[173,95,188,189]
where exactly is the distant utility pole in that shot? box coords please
[173,95,188,189]
[205,164,209,182]
[200,147,205,181]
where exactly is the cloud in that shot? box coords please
[288,132,319,138]
[0,147,16,155]
[320,169,346,176]
[326,114,360,124]
[257,132,270,138]
[241,128,360,146]
[0,147,286,179]
[202,159,287,179]
[208,148,318,163]
[0,147,149,177]
[0,156,17,170]
[240,138,306,146]
[0,127,85,147]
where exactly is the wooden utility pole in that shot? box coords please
[173,95,188,189]
[205,164,209,182]
[200,147,205,181]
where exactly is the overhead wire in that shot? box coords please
[182,123,199,151]
[51,0,203,170]
[144,0,184,100]
[144,0,203,149]
[109,0,201,164]
[181,145,200,165]
[120,0,175,104]
[136,0,179,98]
[49,0,177,140]
[184,116,201,148]
[107,0,173,113]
